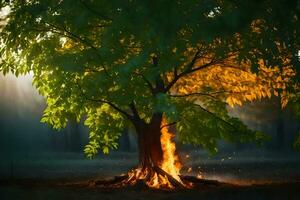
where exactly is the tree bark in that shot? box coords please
[134,114,163,170]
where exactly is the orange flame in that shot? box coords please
[123,118,193,189]
[146,117,188,189]
[160,118,183,183]
[146,117,197,189]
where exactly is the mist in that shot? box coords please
[0,73,299,182]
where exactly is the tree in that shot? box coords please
[289,93,300,149]
[0,0,299,188]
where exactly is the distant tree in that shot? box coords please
[289,94,300,148]
[0,0,299,188]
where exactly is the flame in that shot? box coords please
[160,117,182,183]
[124,167,176,189]
[119,118,193,189]
[145,117,191,189]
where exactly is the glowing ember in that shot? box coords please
[197,172,203,179]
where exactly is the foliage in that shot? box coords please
[0,0,299,156]
[84,104,126,157]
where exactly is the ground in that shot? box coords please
[0,150,300,200]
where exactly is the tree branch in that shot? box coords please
[129,101,141,121]
[192,103,236,130]
[169,91,228,99]
[134,72,155,94]
[75,81,133,120]
[164,60,215,92]
[164,48,217,92]
[160,121,177,130]
[44,22,111,77]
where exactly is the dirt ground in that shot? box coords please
[0,151,300,200]
[0,180,299,200]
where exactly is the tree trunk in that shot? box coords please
[134,114,163,170]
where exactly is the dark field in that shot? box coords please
[1,182,300,200]
[0,151,300,200]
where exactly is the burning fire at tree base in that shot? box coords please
[93,118,195,190]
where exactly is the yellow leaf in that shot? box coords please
[245,94,253,101]
[266,90,271,98]
[226,97,234,107]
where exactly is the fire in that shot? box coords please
[119,118,193,189]
[144,118,190,189]
[160,118,183,184]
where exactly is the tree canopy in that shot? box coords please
[0,0,299,157]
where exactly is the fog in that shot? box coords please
[0,73,300,183]
[0,73,300,200]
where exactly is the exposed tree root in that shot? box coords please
[89,167,223,190]
[153,166,186,189]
